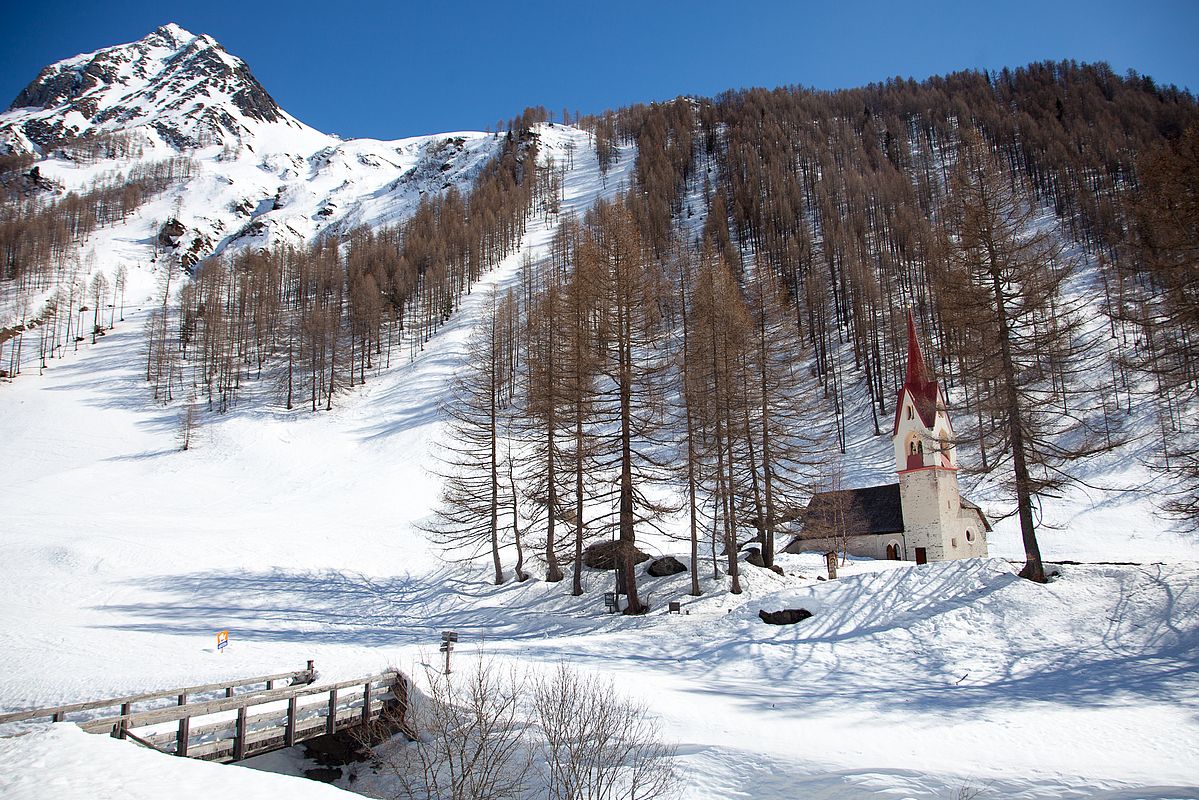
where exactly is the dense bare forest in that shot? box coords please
[437,62,1198,603]
[1,63,1196,606]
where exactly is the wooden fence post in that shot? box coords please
[233,706,248,761]
[326,688,338,735]
[362,681,372,726]
[286,696,298,747]
[117,702,130,739]
[176,692,189,757]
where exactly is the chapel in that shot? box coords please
[785,312,990,563]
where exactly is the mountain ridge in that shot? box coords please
[2,23,317,154]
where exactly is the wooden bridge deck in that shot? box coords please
[0,662,410,763]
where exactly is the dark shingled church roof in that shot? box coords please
[798,483,905,537]
[794,482,993,539]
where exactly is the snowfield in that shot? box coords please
[0,44,1197,797]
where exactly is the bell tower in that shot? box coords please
[893,311,966,562]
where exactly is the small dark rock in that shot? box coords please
[758,608,813,625]
[646,556,687,577]
[744,548,765,568]
[583,540,650,570]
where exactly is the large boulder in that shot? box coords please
[758,608,813,626]
[583,540,650,570]
[646,556,687,577]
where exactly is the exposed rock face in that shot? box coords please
[758,608,813,625]
[583,540,650,570]
[3,23,288,152]
[646,556,687,577]
[158,217,186,247]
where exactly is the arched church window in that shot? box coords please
[907,406,913,420]
[966,530,975,543]
[910,441,918,455]
[917,441,924,454]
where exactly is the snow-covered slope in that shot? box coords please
[1,120,1197,799]
[1,26,1197,800]
[0,724,357,800]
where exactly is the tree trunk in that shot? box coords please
[618,310,644,614]
[989,257,1046,583]
[490,342,504,585]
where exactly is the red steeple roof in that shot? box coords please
[893,310,940,434]
[905,310,931,389]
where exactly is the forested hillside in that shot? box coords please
[2,33,1198,797]
[1,55,1196,607]
[428,62,1199,604]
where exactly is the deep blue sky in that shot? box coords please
[2,1,1197,140]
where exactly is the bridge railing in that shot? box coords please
[0,661,317,727]
[0,663,410,763]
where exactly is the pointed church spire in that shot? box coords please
[893,309,941,435]
[905,309,931,390]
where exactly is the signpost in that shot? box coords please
[217,630,229,652]
[439,631,458,675]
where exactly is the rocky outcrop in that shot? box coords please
[3,24,287,152]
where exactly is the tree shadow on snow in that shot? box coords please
[528,562,1199,718]
[95,564,635,646]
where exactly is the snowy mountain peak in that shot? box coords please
[2,24,308,153]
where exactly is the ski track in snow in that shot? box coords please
[1,124,1198,797]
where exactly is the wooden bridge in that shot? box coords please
[0,662,410,763]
